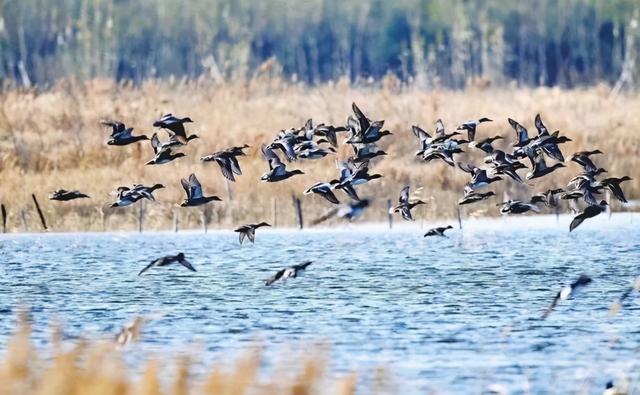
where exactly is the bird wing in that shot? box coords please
[534,114,549,136]
[229,156,242,175]
[246,228,256,243]
[341,184,360,201]
[351,102,370,132]
[178,258,197,272]
[266,269,286,286]
[435,119,445,136]
[508,118,529,143]
[569,211,590,232]
[323,189,340,204]
[542,291,562,319]
[150,133,161,155]
[293,261,313,271]
[262,144,283,169]
[216,158,236,182]
[399,186,410,204]
[188,174,204,199]
[400,206,413,221]
[138,259,158,276]
[180,177,191,199]
[606,183,628,203]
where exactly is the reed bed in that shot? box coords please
[0,313,368,395]
[0,77,638,232]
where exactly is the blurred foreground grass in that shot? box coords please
[0,312,368,395]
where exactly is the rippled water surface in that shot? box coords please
[1,214,639,393]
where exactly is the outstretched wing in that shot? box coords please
[180,177,191,199]
[138,259,158,276]
[266,269,286,286]
[150,133,161,155]
[188,174,203,199]
[534,114,549,136]
[399,186,410,204]
[435,119,445,136]
[352,102,370,132]
[178,258,196,272]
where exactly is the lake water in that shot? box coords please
[1,213,639,394]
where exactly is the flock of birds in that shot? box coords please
[38,104,639,394]
[46,104,632,283]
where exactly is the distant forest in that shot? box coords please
[0,0,638,89]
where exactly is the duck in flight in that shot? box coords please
[180,173,222,207]
[265,261,312,286]
[458,190,495,205]
[469,135,503,154]
[138,253,196,276]
[389,186,426,221]
[600,176,632,203]
[542,275,592,319]
[456,117,492,141]
[569,200,608,232]
[260,145,304,182]
[424,225,453,237]
[201,144,250,182]
[525,153,565,180]
[234,222,271,244]
[304,181,341,204]
[49,189,90,201]
[145,133,186,165]
[102,120,149,146]
[110,184,163,207]
[153,113,198,145]
[498,200,540,214]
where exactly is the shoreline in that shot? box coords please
[0,212,636,237]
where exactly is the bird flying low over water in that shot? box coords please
[265,261,312,286]
[456,117,492,141]
[145,133,186,165]
[542,275,593,319]
[201,144,250,182]
[498,200,540,215]
[102,120,149,146]
[389,186,426,221]
[234,222,271,244]
[424,225,453,237]
[49,189,90,201]
[260,144,304,182]
[153,113,198,145]
[304,182,341,204]
[458,190,495,205]
[180,173,222,207]
[569,200,608,232]
[138,253,196,276]
[110,184,164,207]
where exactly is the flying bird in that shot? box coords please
[180,173,222,207]
[265,261,312,286]
[234,222,271,244]
[542,275,593,319]
[424,225,453,237]
[49,189,90,201]
[138,253,196,276]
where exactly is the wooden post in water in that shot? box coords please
[225,179,233,201]
[99,206,106,232]
[173,209,179,232]
[387,199,393,229]
[456,206,462,230]
[138,200,144,233]
[272,198,278,227]
[292,195,303,229]
[31,194,47,231]
[201,207,208,233]
[20,209,27,232]
[1,204,6,233]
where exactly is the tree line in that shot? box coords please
[0,0,638,89]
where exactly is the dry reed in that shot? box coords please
[0,78,638,232]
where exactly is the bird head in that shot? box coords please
[479,117,493,123]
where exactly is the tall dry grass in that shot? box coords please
[0,77,638,232]
[0,312,366,395]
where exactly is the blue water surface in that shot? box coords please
[0,214,639,394]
